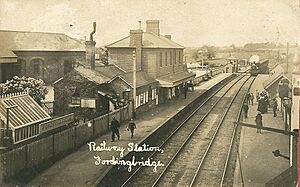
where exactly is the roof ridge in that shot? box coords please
[0,29,65,35]
[148,32,185,48]
[106,35,131,47]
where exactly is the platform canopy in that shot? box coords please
[157,71,195,87]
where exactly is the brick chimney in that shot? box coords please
[129,27,142,71]
[146,20,160,36]
[85,22,96,69]
[164,35,171,40]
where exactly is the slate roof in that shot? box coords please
[109,71,158,88]
[106,32,184,49]
[74,65,125,85]
[0,94,51,129]
[0,30,85,59]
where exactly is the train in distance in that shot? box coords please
[249,59,270,76]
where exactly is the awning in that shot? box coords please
[156,71,195,87]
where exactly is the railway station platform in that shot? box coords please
[27,73,232,186]
[233,74,290,187]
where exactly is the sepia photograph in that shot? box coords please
[0,0,299,186]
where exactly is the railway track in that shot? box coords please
[116,74,253,187]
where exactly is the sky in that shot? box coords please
[0,0,299,47]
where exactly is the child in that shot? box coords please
[127,119,136,139]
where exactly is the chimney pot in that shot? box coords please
[130,29,143,47]
[146,20,160,36]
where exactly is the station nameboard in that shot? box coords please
[39,113,74,133]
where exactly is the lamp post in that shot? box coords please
[132,51,136,119]
[125,88,131,121]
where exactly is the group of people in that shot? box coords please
[243,90,279,134]
[110,117,137,142]
[256,90,270,114]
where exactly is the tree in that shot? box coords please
[97,47,108,65]
[2,76,48,104]
[202,45,217,60]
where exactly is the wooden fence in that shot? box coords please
[0,104,132,184]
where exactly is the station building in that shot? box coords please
[106,20,195,104]
[0,30,85,84]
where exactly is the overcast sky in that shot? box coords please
[0,0,299,47]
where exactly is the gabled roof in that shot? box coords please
[109,71,158,88]
[106,32,184,49]
[0,94,51,129]
[54,65,126,85]
[0,30,85,58]
[94,65,126,79]
[263,71,289,90]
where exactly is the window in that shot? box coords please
[159,52,163,67]
[145,91,148,103]
[71,97,81,105]
[179,51,182,63]
[33,62,40,75]
[136,91,149,108]
[151,88,157,100]
[71,87,80,106]
[170,51,172,65]
[165,51,168,66]
[174,50,177,64]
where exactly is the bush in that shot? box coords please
[2,76,48,104]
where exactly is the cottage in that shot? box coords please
[53,65,125,118]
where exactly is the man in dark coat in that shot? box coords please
[243,102,249,118]
[246,93,251,105]
[255,111,263,134]
[111,117,120,142]
[183,84,188,99]
[127,118,136,139]
[250,93,254,105]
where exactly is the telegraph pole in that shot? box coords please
[286,42,289,74]
[132,50,136,119]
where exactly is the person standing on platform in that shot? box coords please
[111,117,120,142]
[255,111,263,134]
[255,90,260,102]
[183,84,188,99]
[272,98,278,117]
[246,93,251,105]
[127,118,136,139]
[250,93,254,105]
[243,102,249,118]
